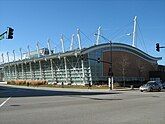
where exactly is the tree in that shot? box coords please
[118,55,129,87]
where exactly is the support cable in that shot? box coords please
[137,22,148,53]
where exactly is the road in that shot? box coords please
[0,84,165,124]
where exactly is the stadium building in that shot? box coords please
[0,17,163,86]
[1,42,161,86]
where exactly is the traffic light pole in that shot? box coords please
[94,33,114,90]
[0,31,7,40]
[81,40,114,90]
[0,31,7,37]
[156,43,165,52]
[109,41,113,90]
[81,55,113,90]
[0,27,14,40]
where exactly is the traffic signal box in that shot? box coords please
[156,43,160,52]
[7,27,14,39]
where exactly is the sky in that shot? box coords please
[0,0,165,65]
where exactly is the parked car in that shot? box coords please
[155,81,163,89]
[139,81,162,92]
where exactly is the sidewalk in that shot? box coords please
[0,83,138,93]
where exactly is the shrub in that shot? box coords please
[6,80,48,86]
[7,80,16,85]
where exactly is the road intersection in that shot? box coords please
[0,84,165,124]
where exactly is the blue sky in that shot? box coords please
[0,0,165,65]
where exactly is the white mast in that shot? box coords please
[6,52,9,63]
[27,45,30,58]
[20,48,23,60]
[13,50,15,62]
[77,28,82,50]
[96,26,101,45]
[1,53,4,63]
[70,34,75,51]
[60,34,69,83]
[132,16,137,47]
[77,28,85,84]
[60,34,65,53]
[47,39,52,55]
[36,41,40,58]
[20,48,24,79]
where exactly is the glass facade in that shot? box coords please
[3,55,92,85]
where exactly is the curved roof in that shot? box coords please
[2,43,161,66]
[81,43,161,63]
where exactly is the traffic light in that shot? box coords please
[156,43,160,52]
[97,58,100,63]
[7,27,14,39]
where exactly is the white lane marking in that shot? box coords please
[0,97,11,108]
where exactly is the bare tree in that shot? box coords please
[118,55,129,87]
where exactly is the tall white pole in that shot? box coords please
[20,48,23,60]
[13,50,15,62]
[77,28,82,50]
[60,34,68,83]
[77,29,85,84]
[6,52,9,63]
[96,26,101,45]
[13,50,17,79]
[6,52,11,80]
[50,59,54,81]
[20,48,24,79]
[29,62,33,79]
[60,34,65,53]
[47,39,52,55]
[36,41,40,58]
[27,45,30,58]
[70,34,75,51]
[1,53,4,63]
[39,60,42,80]
[132,16,137,47]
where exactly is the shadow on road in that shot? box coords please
[0,86,120,98]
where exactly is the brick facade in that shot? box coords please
[103,51,157,81]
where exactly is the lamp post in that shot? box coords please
[94,34,113,90]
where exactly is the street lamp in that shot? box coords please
[94,33,113,90]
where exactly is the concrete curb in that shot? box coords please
[0,84,139,93]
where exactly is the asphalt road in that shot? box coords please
[0,84,165,124]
